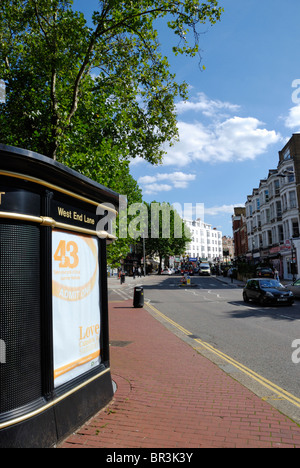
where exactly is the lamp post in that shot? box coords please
[143,234,146,276]
[291,238,297,283]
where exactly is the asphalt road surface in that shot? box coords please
[108,273,300,424]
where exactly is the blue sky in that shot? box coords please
[73,0,300,236]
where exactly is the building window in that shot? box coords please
[278,225,284,243]
[264,190,269,203]
[292,219,299,238]
[282,193,287,211]
[289,191,297,209]
[287,166,295,183]
[267,230,272,245]
[284,221,290,240]
[276,200,282,217]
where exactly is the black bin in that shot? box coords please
[133,287,144,308]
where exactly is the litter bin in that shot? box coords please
[133,286,144,308]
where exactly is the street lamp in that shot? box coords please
[290,238,297,282]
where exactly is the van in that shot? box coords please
[199,263,211,276]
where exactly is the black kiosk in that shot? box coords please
[0,144,119,448]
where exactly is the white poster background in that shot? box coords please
[52,230,101,387]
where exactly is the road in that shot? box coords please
[108,273,300,424]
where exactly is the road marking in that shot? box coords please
[110,288,131,300]
[146,302,300,409]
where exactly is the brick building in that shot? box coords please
[232,207,248,259]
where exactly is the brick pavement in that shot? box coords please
[60,299,300,448]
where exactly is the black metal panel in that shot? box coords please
[0,187,40,216]
[0,370,113,448]
[0,145,117,447]
[0,144,119,209]
[0,223,42,413]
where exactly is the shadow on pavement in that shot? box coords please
[227,300,300,321]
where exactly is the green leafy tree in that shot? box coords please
[65,149,143,267]
[144,201,191,273]
[0,0,223,162]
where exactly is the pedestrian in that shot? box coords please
[274,268,279,281]
[228,267,233,283]
[133,267,136,279]
[138,267,141,278]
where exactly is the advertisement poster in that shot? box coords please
[52,230,101,387]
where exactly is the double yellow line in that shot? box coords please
[146,302,300,409]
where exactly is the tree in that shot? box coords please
[0,0,223,162]
[64,149,144,267]
[144,201,191,273]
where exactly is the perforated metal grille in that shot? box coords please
[0,223,42,414]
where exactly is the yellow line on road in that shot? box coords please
[146,302,300,409]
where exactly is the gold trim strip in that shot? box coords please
[0,212,42,224]
[0,368,112,430]
[0,212,117,240]
[0,170,118,215]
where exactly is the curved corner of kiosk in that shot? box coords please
[0,144,119,448]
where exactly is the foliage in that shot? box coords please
[0,0,222,266]
[0,0,223,162]
[63,149,143,267]
[144,201,191,272]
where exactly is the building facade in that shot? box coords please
[222,235,234,261]
[184,218,223,262]
[244,134,300,280]
[232,207,248,258]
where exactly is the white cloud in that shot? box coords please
[163,113,281,166]
[131,93,281,169]
[143,183,173,195]
[204,204,244,216]
[176,92,240,118]
[132,93,282,196]
[284,105,300,129]
[138,171,196,194]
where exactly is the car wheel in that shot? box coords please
[243,292,249,303]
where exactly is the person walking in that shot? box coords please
[228,267,233,283]
[274,268,279,281]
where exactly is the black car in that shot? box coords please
[255,267,274,278]
[243,278,294,306]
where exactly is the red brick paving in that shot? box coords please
[60,300,300,448]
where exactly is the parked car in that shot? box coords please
[255,267,274,278]
[199,263,211,276]
[243,278,294,306]
[285,278,300,298]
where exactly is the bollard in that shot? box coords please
[133,286,144,308]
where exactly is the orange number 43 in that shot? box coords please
[54,240,79,269]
